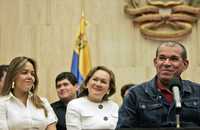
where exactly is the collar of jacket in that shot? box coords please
[144,76,192,99]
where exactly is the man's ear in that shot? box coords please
[183,59,189,71]
[153,57,157,67]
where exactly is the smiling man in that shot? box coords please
[117,41,200,128]
[51,72,78,130]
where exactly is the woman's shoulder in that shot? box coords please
[105,100,119,109]
[32,96,51,107]
[39,96,48,102]
[67,97,89,110]
[0,95,10,108]
[0,95,10,102]
[68,97,87,105]
[107,100,118,105]
[38,97,52,106]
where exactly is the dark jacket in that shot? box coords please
[51,100,67,130]
[116,76,200,128]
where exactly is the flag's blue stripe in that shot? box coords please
[71,51,79,76]
[71,51,84,85]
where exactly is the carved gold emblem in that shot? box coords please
[124,0,200,41]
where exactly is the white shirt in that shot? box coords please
[0,93,57,130]
[66,97,119,130]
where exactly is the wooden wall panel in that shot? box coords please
[0,0,200,104]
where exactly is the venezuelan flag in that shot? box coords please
[71,12,91,85]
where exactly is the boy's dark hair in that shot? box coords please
[55,72,78,86]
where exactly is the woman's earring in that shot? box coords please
[31,85,35,91]
[12,82,15,89]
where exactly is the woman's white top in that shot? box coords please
[66,97,119,130]
[0,93,57,130]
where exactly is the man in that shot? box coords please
[51,72,78,130]
[0,65,8,95]
[117,41,200,128]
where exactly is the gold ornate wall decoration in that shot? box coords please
[124,0,200,41]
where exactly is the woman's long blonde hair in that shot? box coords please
[1,56,48,117]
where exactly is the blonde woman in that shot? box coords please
[0,56,57,130]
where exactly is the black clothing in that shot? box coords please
[51,100,67,130]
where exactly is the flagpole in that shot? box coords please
[78,0,85,75]
[81,0,85,16]
[71,0,91,85]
